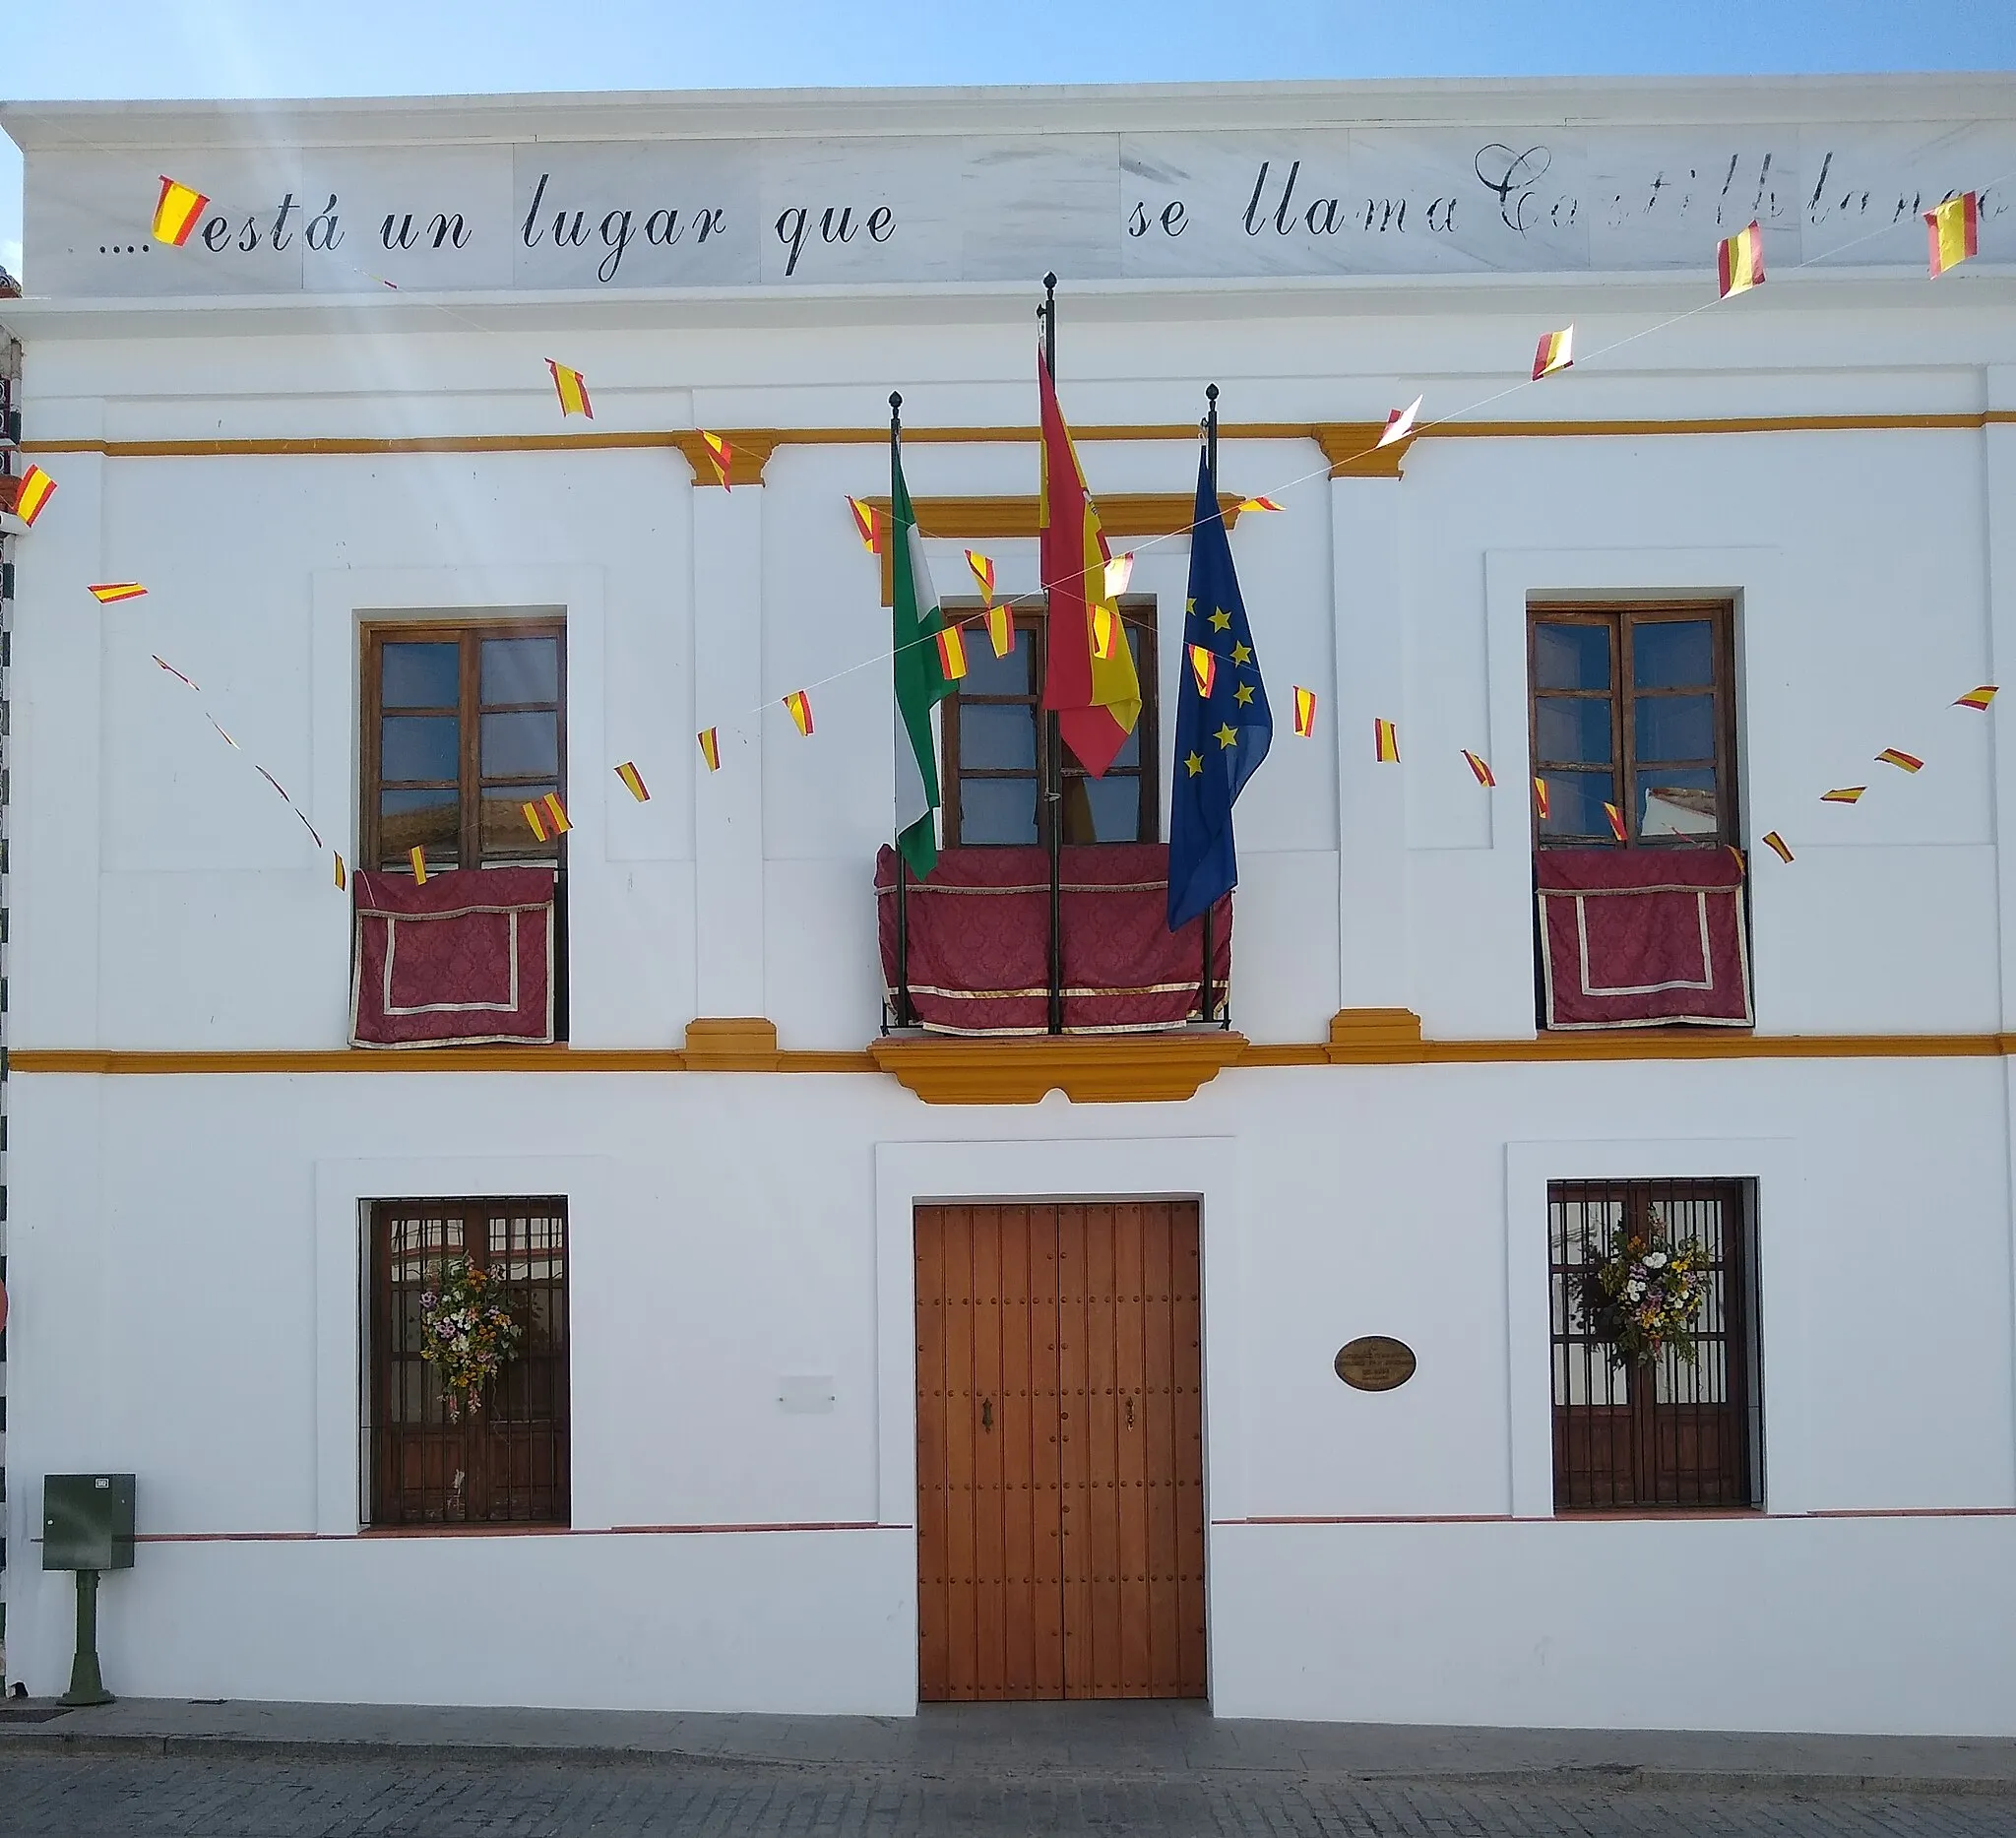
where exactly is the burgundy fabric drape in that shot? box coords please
[350,867,556,1047]
[1537,848,1751,1030]
[875,844,1230,1035]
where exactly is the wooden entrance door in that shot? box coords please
[914,1201,1205,1701]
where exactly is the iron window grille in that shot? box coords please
[1548,1177,1762,1511]
[365,1197,570,1529]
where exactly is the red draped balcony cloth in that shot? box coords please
[875,844,1231,1036]
[350,866,557,1047]
[1537,848,1752,1030]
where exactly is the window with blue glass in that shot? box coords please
[939,601,1159,847]
[1529,602,1737,848]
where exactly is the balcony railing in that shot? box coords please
[876,843,1229,1037]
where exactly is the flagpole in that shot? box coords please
[890,388,913,1030]
[1199,383,1219,1027]
[1040,272,1064,1037]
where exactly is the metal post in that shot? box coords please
[1198,383,1220,1026]
[62,1569,113,1707]
[1041,273,1064,1036]
[890,390,914,1030]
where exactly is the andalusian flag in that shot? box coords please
[1038,348,1141,779]
[892,440,956,876]
[1926,193,1979,278]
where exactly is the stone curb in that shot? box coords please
[3,1728,2016,1794]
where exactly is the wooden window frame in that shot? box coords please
[1548,1177,1762,1513]
[365,1196,571,1531]
[360,617,567,872]
[1528,601,1739,850]
[939,599,1160,849]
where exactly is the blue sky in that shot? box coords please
[4,0,2014,281]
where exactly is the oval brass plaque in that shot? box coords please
[1335,1336,1417,1392]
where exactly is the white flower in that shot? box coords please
[1645,1252,1668,1269]
[1626,1281,1646,1299]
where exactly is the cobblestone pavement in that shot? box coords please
[4,1753,2016,1837]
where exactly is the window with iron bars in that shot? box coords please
[365,1198,569,1529]
[1548,1178,1762,1511]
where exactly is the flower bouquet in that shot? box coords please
[1575,1224,1708,1367]
[417,1256,522,1422]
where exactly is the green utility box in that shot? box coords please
[42,1474,136,1572]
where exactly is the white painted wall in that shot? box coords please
[5,82,2016,1733]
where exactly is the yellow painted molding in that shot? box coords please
[860,492,1243,603]
[681,1016,782,1069]
[868,1031,1251,1105]
[28,412,2010,467]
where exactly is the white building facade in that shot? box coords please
[1,75,2015,1732]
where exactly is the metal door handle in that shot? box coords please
[1126,1397,1135,1428]
[981,1398,993,1431]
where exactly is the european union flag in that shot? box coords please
[1167,449,1272,930]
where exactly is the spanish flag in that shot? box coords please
[1378,396,1421,448]
[1373,718,1400,763]
[697,728,722,772]
[152,175,209,246]
[1292,686,1317,737]
[1604,801,1628,842]
[784,689,814,735]
[986,603,1013,659]
[849,497,888,555]
[1875,748,1923,773]
[1236,496,1283,513]
[1822,787,1866,804]
[615,761,650,801]
[1103,552,1135,601]
[1464,749,1495,788]
[1718,222,1765,298]
[1926,193,1979,279]
[334,853,348,891]
[1531,325,1574,380]
[1956,685,1998,711]
[541,792,572,835]
[12,465,55,527]
[522,800,548,844]
[1762,832,1794,863]
[547,360,592,418]
[410,846,428,884]
[1534,777,1550,820]
[88,583,148,602]
[701,430,733,488]
[1188,643,1218,701]
[966,549,995,602]
[1038,347,1141,779]
[935,623,969,681]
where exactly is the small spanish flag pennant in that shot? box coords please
[13,465,56,527]
[88,582,148,602]
[966,549,996,602]
[1926,192,1980,279]
[152,175,209,246]
[522,799,548,844]
[1822,786,1867,804]
[615,761,650,802]
[697,728,722,772]
[935,623,969,681]
[1464,749,1495,788]
[334,853,348,891]
[410,846,428,885]
[1718,221,1765,298]
[784,689,814,735]
[1534,777,1550,820]
[1103,552,1135,601]
[1727,845,1746,875]
[1875,748,1924,773]
[542,792,572,836]
[1604,801,1628,842]
[1236,496,1283,513]
[1378,396,1421,448]
[1188,643,1218,701]
[848,496,888,555]
[1531,325,1574,380]
[1956,685,1998,710]
[1762,831,1795,863]
[1373,718,1400,763]
[547,359,593,418]
[701,430,733,488]
[986,602,1013,659]
[1292,686,1317,737]
[153,654,201,692]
